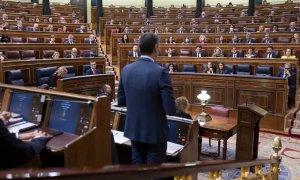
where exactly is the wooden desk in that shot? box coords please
[198,114,237,160]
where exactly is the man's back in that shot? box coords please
[118,57,176,144]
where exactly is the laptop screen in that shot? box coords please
[8,91,33,122]
[46,97,93,135]
[168,120,189,145]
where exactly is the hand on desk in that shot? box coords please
[19,130,52,141]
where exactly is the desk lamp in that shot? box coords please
[195,90,212,122]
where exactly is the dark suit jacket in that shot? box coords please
[263,53,277,58]
[85,68,101,75]
[65,54,79,59]
[216,69,230,74]
[276,70,297,88]
[192,52,208,57]
[118,57,176,144]
[84,39,96,44]
[241,38,256,43]
[228,52,243,58]
[261,38,274,43]
[128,51,141,57]
[0,121,48,169]
[64,39,76,44]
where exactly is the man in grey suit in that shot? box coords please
[118,33,176,164]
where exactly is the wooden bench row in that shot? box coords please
[110,33,298,59]
[0,57,106,86]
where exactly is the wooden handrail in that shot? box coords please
[0,159,276,179]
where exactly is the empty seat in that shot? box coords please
[180,49,191,57]
[64,66,76,78]
[27,37,38,43]
[277,37,290,43]
[224,64,234,74]
[6,51,21,60]
[80,50,91,57]
[35,66,57,86]
[5,70,24,86]
[10,37,22,43]
[42,50,55,59]
[256,65,273,77]
[43,38,50,43]
[183,64,197,72]
[63,50,72,57]
[236,64,251,75]
[21,50,36,60]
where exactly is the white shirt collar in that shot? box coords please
[140,55,154,62]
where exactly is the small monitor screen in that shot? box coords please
[9,91,33,122]
[47,99,81,134]
[168,120,189,145]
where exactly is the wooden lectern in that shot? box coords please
[235,103,268,161]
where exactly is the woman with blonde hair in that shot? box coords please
[175,96,192,119]
[48,66,68,88]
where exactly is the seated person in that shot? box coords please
[65,48,79,58]
[261,33,274,43]
[190,27,198,34]
[228,47,243,58]
[0,34,9,42]
[168,63,177,73]
[166,36,175,44]
[197,34,208,44]
[230,35,239,44]
[202,62,214,74]
[192,46,208,57]
[121,34,129,43]
[48,66,68,88]
[64,34,76,44]
[0,111,50,169]
[289,22,299,32]
[84,34,97,44]
[176,26,185,34]
[216,62,229,74]
[76,25,86,33]
[281,48,297,59]
[228,25,236,33]
[128,45,141,57]
[190,18,198,26]
[211,47,224,57]
[0,52,8,60]
[49,35,55,44]
[272,24,279,32]
[28,23,39,31]
[174,96,192,119]
[138,26,145,34]
[165,48,176,57]
[86,61,101,75]
[97,84,113,102]
[241,33,255,44]
[257,25,265,33]
[263,45,277,58]
[182,37,191,44]
[276,63,296,108]
[291,33,300,43]
[244,47,257,58]
[51,51,60,59]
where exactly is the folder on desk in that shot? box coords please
[167,142,184,156]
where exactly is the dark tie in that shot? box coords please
[247,39,250,43]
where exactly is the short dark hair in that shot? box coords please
[139,32,159,55]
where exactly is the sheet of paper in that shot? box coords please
[167,142,184,155]
[111,130,130,144]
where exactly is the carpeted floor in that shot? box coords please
[198,132,300,180]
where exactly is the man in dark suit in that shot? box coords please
[276,63,296,108]
[263,46,277,58]
[241,33,255,44]
[85,61,101,75]
[128,45,141,57]
[192,46,208,57]
[84,34,97,44]
[0,111,50,169]
[289,22,299,32]
[261,33,274,43]
[118,33,176,164]
[64,34,76,44]
[65,48,79,58]
[228,47,243,58]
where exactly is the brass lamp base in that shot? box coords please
[195,112,212,122]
